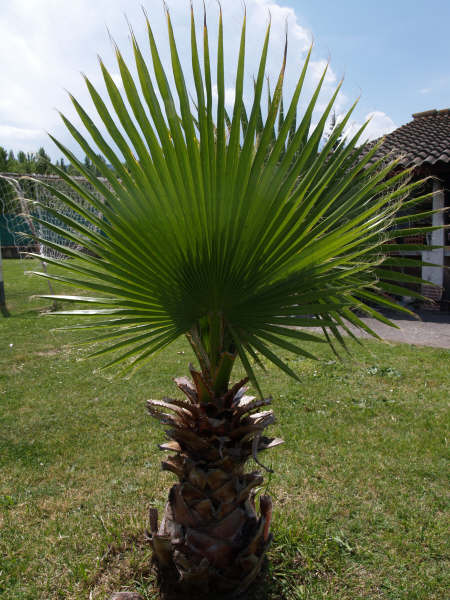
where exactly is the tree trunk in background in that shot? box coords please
[0,239,9,317]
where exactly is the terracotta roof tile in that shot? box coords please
[369,108,450,168]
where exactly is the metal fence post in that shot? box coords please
[0,234,10,316]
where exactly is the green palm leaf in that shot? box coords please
[32,7,432,391]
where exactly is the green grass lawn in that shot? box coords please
[1,259,449,599]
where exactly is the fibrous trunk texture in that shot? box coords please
[146,366,283,599]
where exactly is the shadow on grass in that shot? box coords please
[87,531,330,600]
[87,531,155,599]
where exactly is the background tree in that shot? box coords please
[7,150,15,168]
[0,147,8,172]
[35,147,52,174]
[0,147,80,175]
[15,151,34,174]
[324,110,344,151]
[57,157,68,172]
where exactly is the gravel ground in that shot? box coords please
[344,310,450,349]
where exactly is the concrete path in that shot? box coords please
[343,311,450,349]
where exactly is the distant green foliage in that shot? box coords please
[0,147,52,175]
[0,146,110,177]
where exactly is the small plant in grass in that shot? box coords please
[28,5,435,599]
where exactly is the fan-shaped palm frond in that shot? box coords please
[30,7,432,392]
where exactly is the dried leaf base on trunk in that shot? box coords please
[146,369,283,598]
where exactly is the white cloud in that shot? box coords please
[225,87,236,107]
[419,87,431,94]
[0,125,43,154]
[0,125,42,140]
[0,0,395,159]
[344,111,396,143]
[251,0,310,51]
[309,59,337,86]
[212,85,236,107]
[110,73,123,89]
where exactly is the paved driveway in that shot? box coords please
[344,311,450,349]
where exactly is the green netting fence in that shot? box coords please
[0,173,106,259]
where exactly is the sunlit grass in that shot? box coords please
[1,260,448,599]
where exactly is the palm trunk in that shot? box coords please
[147,365,283,598]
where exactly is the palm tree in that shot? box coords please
[30,6,434,598]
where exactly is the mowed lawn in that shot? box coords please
[0,259,448,600]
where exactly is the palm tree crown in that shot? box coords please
[31,6,429,393]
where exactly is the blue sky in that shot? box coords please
[286,0,450,126]
[1,0,448,160]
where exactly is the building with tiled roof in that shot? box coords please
[371,108,450,171]
[372,109,449,310]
